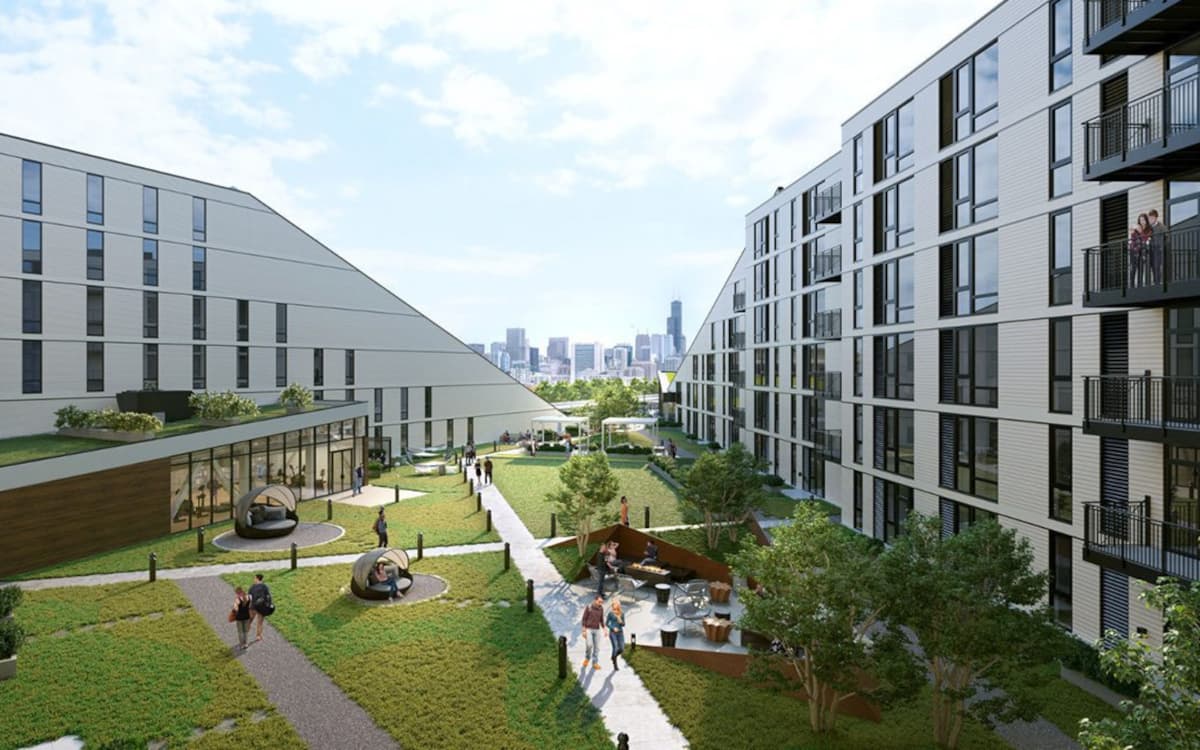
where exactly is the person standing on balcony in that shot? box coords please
[1149,209,1168,285]
[1129,214,1151,288]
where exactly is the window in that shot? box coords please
[853,203,864,262]
[1050,426,1073,521]
[853,135,864,194]
[941,497,997,536]
[276,303,287,343]
[345,350,355,385]
[789,198,798,243]
[87,286,104,336]
[192,247,206,291]
[940,138,998,231]
[874,179,914,251]
[753,261,770,301]
[313,349,324,386]
[143,343,158,389]
[142,239,158,285]
[87,342,104,392]
[400,387,409,420]
[854,337,863,397]
[193,197,206,241]
[874,333,915,401]
[400,424,409,452]
[193,345,206,389]
[86,230,104,280]
[22,220,42,274]
[87,174,104,224]
[22,280,41,334]
[374,388,383,422]
[236,300,249,341]
[192,296,206,340]
[873,256,915,324]
[939,325,998,407]
[1050,210,1072,306]
[1050,0,1072,92]
[345,389,355,403]
[875,478,913,542]
[791,393,797,437]
[939,231,998,317]
[23,341,42,394]
[753,215,769,258]
[854,270,864,329]
[1050,317,1072,413]
[143,291,158,338]
[467,417,474,444]
[424,421,433,448]
[142,186,158,233]
[21,160,41,214]
[1050,531,1073,629]
[940,415,998,500]
[1050,100,1072,197]
[875,407,915,477]
[753,304,770,344]
[854,404,864,464]
[425,386,433,419]
[275,347,287,387]
[873,101,915,181]
[939,41,999,147]
[853,472,864,530]
[753,348,768,387]
[237,347,249,388]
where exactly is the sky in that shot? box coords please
[0,0,999,350]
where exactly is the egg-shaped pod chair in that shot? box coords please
[234,485,299,539]
[351,547,414,600]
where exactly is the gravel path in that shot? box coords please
[176,576,399,750]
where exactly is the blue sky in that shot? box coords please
[0,0,997,350]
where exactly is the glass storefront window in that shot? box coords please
[170,456,190,533]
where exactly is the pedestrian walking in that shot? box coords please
[374,507,389,548]
[619,496,630,526]
[352,463,364,496]
[581,594,606,671]
[248,573,274,642]
[231,586,253,650]
[668,439,677,460]
[484,457,494,485]
[474,459,483,487]
[607,600,626,670]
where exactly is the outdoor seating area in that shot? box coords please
[233,485,299,539]
[349,547,414,600]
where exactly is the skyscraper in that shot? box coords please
[528,347,540,372]
[650,333,670,363]
[547,337,569,362]
[666,300,684,356]
[635,333,651,363]
[506,328,528,365]
[573,343,602,377]
[468,343,486,355]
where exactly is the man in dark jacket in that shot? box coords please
[484,457,494,485]
[581,595,606,670]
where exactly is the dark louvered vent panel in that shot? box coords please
[940,497,955,539]
[873,477,885,541]
[1100,569,1130,641]
[940,330,955,403]
[939,415,956,489]
[873,408,885,471]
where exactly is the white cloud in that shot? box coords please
[405,65,529,147]
[389,42,450,69]
[725,194,751,208]
[658,250,738,269]
[530,168,579,195]
[367,82,401,107]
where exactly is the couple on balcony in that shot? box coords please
[1128,209,1168,288]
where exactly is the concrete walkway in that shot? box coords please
[175,576,398,750]
[477,481,688,749]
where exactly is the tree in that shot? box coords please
[1078,579,1200,750]
[682,442,763,549]
[589,381,639,431]
[545,452,620,556]
[881,515,1059,749]
[731,503,919,734]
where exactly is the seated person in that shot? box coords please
[371,562,402,600]
[603,541,625,574]
[641,540,659,565]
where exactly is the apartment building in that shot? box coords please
[676,0,1200,646]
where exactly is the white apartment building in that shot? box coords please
[676,0,1200,647]
[2,133,557,452]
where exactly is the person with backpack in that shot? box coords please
[374,508,389,548]
[248,573,274,642]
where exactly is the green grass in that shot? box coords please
[225,552,610,749]
[17,466,499,579]
[0,433,118,468]
[759,494,841,520]
[490,454,691,537]
[545,542,602,581]
[652,523,759,566]
[1015,664,1123,739]
[656,427,711,457]
[628,648,1008,750]
[0,581,305,750]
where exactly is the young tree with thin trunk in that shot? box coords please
[546,452,620,556]
[682,442,763,549]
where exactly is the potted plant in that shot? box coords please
[0,586,25,681]
[0,585,22,621]
[189,391,260,426]
[55,406,162,442]
[279,383,314,414]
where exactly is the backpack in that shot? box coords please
[261,590,276,616]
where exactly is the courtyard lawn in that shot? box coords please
[0,581,304,750]
[627,648,1008,750]
[758,493,841,520]
[16,468,498,580]
[656,427,711,457]
[651,523,760,566]
[226,552,610,749]
[489,454,691,537]
[1013,664,1123,739]
[0,432,118,468]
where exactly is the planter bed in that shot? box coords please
[56,427,155,443]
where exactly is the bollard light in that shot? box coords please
[148,552,157,582]
[644,505,650,528]
[630,633,636,653]
[326,497,333,521]
[550,512,557,537]
[617,732,629,750]
[197,526,205,553]
[476,491,482,512]
[290,542,298,570]
[417,532,424,560]
[486,509,492,533]
[526,579,534,613]
[558,635,567,679]
[394,485,400,504]
[504,542,510,571]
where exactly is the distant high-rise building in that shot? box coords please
[529,347,540,372]
[650,333,671,363]
[491,350,511,372]
[547,337,569,362]
[490,342,507,370]
[468,343,486,355]
[666,300,684,356]
[610,344,632,371]
[573,343,602,377]
[506,328,528,366]
[635,333,651,363]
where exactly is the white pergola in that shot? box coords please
[530,415,590,444]
[599,416,658,451]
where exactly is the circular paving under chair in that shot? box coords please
[346,573,449,607]
[212,522,345,551]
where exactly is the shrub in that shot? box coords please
[0,618,24,659]
[605,444,651,455]
[761,474,786,488]
[93,410,163,432]
[708,441,721,451]
[537,443,567,452]
[1056,632,1140,698]
[0,585,22,618]
[648,454,681,480]
[189,391,260,421]
[279,383,314,410]
[54,405,96,430]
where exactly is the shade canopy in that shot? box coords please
[351,547,411,589]
[233,484,297,519]
[600,417,656,427]
[530,416,589,426]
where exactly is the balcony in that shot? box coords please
[813,184,842,225]
[1084,226,1200,306]
[1084,500,1199,583]
[819,371,843,401]
[811,245,843,283]
[815,429,843,461]
[1084,0,1200,56]
[733,291,746,312]
[811,310,842,340]
[732,332,746,350]
[1083,374,1200,444]
[731,407,746,427]
[1083,73,1200,181]
[728,369,745,387]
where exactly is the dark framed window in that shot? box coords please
[874,407,915,477]
[940,497,996,536]
[192,247,206,291]
[873,255,915,325]
[23,340,42,394]
[193,197,207,241]
[447,419,455,448]
[143,291,158,338]
[854,270,864,329]
[753,260,770,301]
[86,174,104,224]
[21,160,41,214]
[86,230,104,280]
[424,421,433,448]
[939,137,998,231]
[236,346,249,388]
[142,186,158,233]
[400,387,409,420]
[873,100,915,181]
[374,388,384,422]
[873,178,914,251]
[1050,531,1073,629]
[852,134,864,194]
[939,324,998,407]
[86,342,104,392]
[790,393,797,438]
[424,386,433,419]
[854,337,863,397]
[345,349,355,385]
[276,347,287,387]
[276,303,287,343]
[313,348,324,386]
[1050,209,1072,306]
[853,202,864,262]
[789,198,798,243]
[1050,317,1072,413]
[192,296,206,340]
[939,41,999,147]
[853,471,864,530]
[940,415,998,501]
[854,404,864,464]
[1050,0,1072,92]
[753,348,768,387]
[875,478,913,542]
[939,231,998,317]
[236,300,249,342]
[873,333,915,401]
[142,239,158,285]
[193,345,206,389]
[1050,100,1072,197]
[753,304,770,344]
[87,286,104,336]
[345,389,355,403]
[143,343,158,389]
[1050,426,1073,521]
[22,220,42,274]
[400,424,409,453]
[22,280,41,334]
[752,215,769,258]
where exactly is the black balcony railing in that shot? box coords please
[813,184,843,224]
[732,332,746,350]
[1084,500,1200,582]
[812,245,843,283]
[728,369,745,387]
[733,291,746,312]
[1085,0,1151,42]
[1084,0,1200,55]
[1084,225,1200,306]
[811,310,842,340]
[1083,374,1200,441]
[1083,72,1200,179]
[819,371,843,401]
